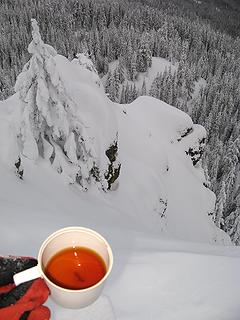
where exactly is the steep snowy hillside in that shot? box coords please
[1,20,240,320]
[115,95,227,243]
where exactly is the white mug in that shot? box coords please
[13,226,113,309]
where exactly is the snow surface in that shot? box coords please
[1,53,240,320]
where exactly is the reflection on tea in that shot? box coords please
[45,246,106,290]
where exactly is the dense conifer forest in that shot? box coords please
[0,0,240,244]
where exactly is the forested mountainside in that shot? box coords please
[0,0,240,244]
[133,0,240,37]
[1,0,240,99]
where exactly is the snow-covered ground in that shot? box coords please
[1,161,240,319]
[1,41,240,319]
[1,155,240,320]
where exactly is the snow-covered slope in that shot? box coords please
[0,54,228,244]
[116,95,224,243]
[1,28,240,320]
[1,156,240,320]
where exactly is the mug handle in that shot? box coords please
[13,265,41,286]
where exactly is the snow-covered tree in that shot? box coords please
[129,52,137,81]
[118,56,125,84]
[105,68,120,102]
[215,181,227,228]
[75,52,98,74]
[128,84,138,102]
[72,52,102,88]
[141,78,147,96]
[136,36,152,73]
[149,73,161,99]
[226,206,240,245]
[120,85,126,104]
[15,19,119,190]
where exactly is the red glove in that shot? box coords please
[0,256,50,320]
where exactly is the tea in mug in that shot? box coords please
[45,246,106,290]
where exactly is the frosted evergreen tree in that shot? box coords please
[215,181,227,228]
[222,138,239,216]
[136,36,152,73]
[122,41,134,80]
[159,69,170,102]
[118,56,125,84]
[232,214,240,245]
[75,52,98,74]
[129,84,138,102]
[103,56,109,74]
[124,83,130,103]
[185,67,195,101]
[129,52,137,81]
[15,19,116,190]
[105,71,112,97]
[165,76,173,105]
[141,78,147,96]
[120,85,126,104]
[207,145,221,187]
[0,72,12,100]
[15,19,58,162]
[105,68,120,102]
[171,71,179,107]
[113,68,120,101]
[225,201,240,245]
[177,98,188,113]
[149,73,161,99]
[73,52,102,88]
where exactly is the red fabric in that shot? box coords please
[18,278,49,306]
[0,279,50,320]
[0,283,15,294]
[28,306,51,320]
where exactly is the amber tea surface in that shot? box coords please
[45,246,107,290]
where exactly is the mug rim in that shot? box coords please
[38,226,113,293]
